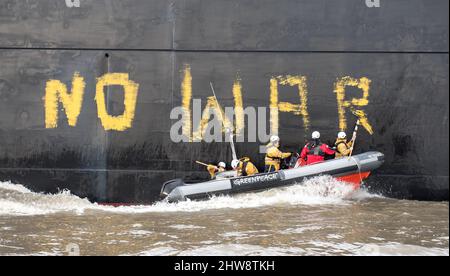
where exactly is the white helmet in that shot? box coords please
[231,159,240,169]
[338,131,347,139]
[218,162,226,168]
[270,135,280,143]
[312,131,321,139]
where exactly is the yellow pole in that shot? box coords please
[195,161,210,167]
[348,119,360,157]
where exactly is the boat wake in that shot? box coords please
[0,181,94,216]
[0,176,381,216]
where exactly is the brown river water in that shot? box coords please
[0,176,448,256]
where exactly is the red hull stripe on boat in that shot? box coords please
[336,171,371,189]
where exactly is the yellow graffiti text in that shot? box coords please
[192,96,234,141]
[45,72,86,128]
[334,76,373,134]
[233,77,244,136]
[181,65,193,140]
[270,75,310,135]
[181,65,243,141]
[95,73,139,131]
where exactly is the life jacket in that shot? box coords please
[301,140,335,165]
[335,140,350,153]
[307,142,325,157]
[334,138,352,158]
[239,157,258,176]
[265,145,281,161]
[239,160,249,176]
[207,165,218,179]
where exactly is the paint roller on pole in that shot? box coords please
[195,161,210,167]
[348,110,370,158]
[209,82,238,161]
[348,119,360,157]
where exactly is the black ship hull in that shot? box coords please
[0,0,448,203]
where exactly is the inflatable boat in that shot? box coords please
[160,151,384,202]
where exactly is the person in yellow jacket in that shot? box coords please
[231,158,259,177]
[334,131,353,158]
[207,162,226,179]
[264,135,292,172]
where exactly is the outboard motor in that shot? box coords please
[160,179,185,199]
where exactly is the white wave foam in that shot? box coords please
[0,182,96,216]
[0,181,33,194]
[0,176,378,216]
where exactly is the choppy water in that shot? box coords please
[0,176,448,256]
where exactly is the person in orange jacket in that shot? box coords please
[206,162,226,179]
[264,135,292,172]
[231,158,259,177]
[334,131,353,158]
